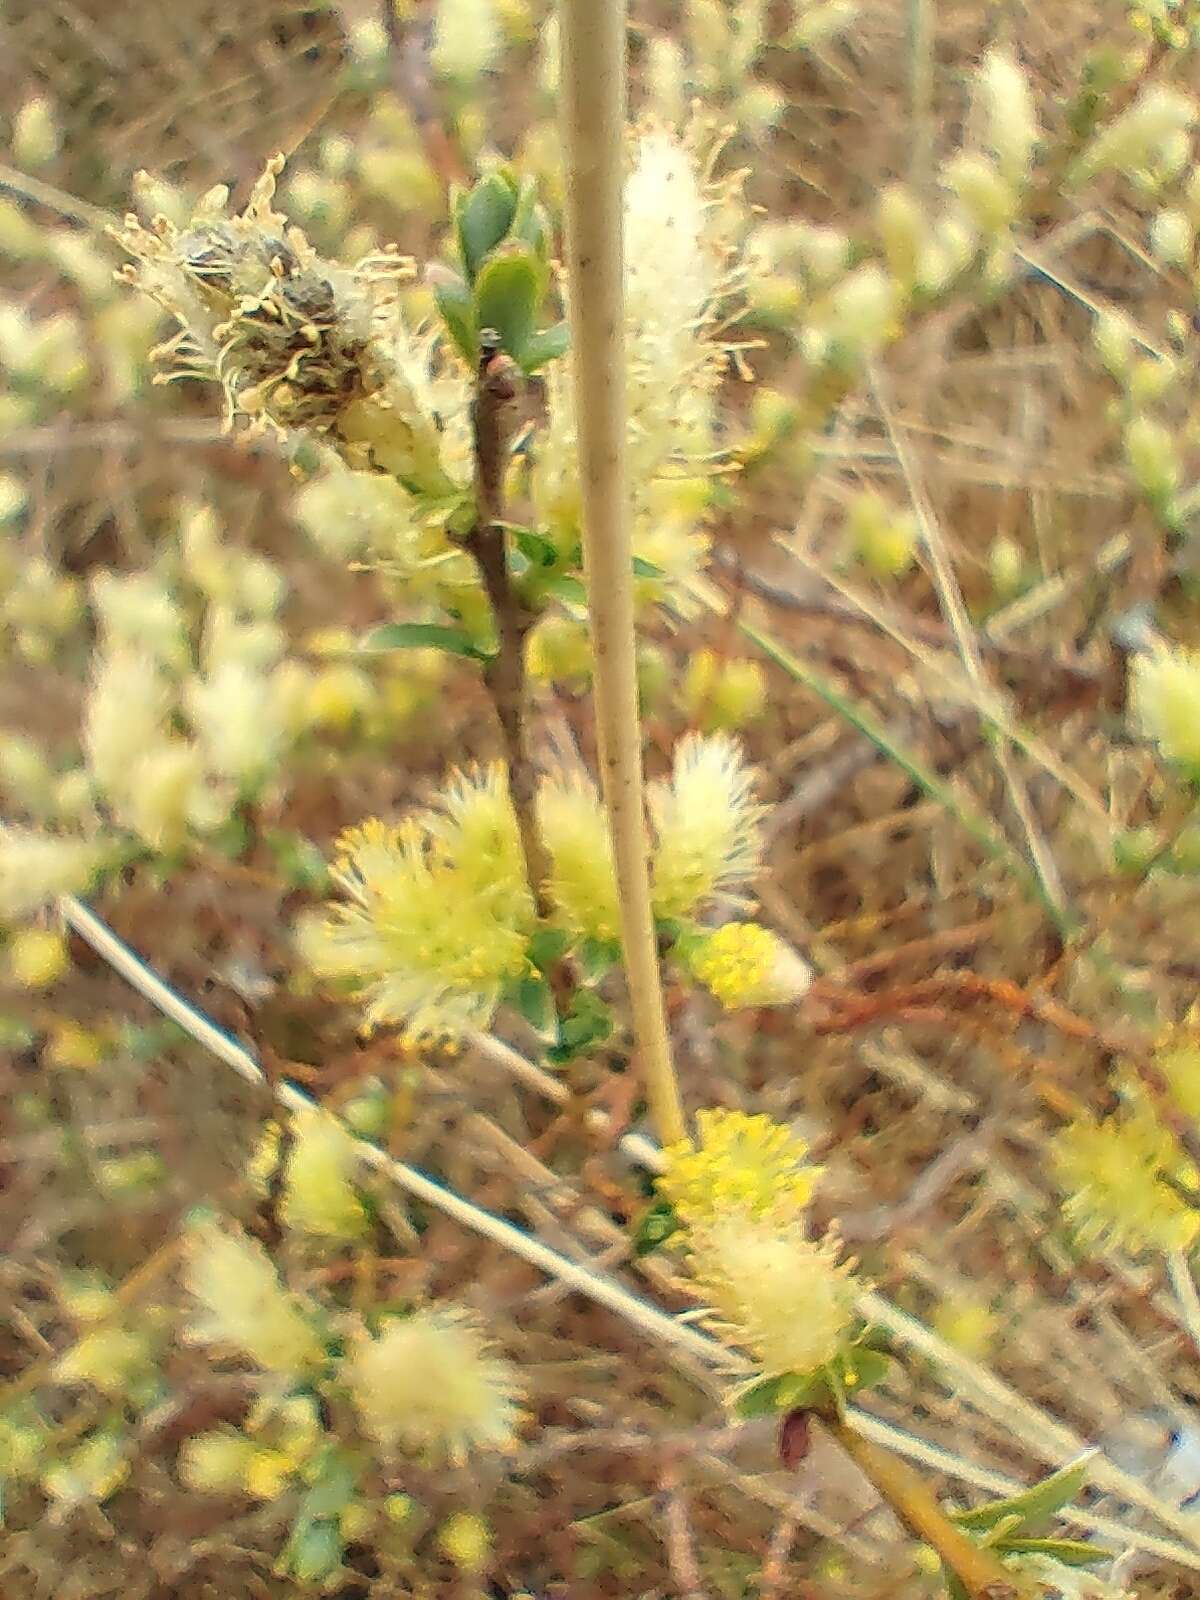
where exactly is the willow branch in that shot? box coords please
[466,336,553,913]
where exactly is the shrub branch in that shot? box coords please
[465,335,553,915]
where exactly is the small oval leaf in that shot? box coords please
[361,622,493,661]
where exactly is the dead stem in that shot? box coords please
[659,1456,709,1600]
[559,0,686,1145]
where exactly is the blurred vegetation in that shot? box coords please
[8,1,1200,1596]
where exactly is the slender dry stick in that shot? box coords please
[659,1457,709,1600]
[907,0,935,196]
[825,1415,1013,1597]
[558,0,686,1145]
[56,895,714,1368]
[1167,1250,1200,1364]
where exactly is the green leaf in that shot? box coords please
[577,936,621,980]
[732,1371,826,1420]
[544,573,587,608]
[515,528,559,568]
[280,1450,360,1582]
[519,320,570,373]
[456,170,519,280]
[509,974,557,1036]
[977,1513,1024,1548]
[631,555,664,578]
[360,622,493,662]
[952,1452,1097,1533]
[434,274,477,367]
[632,1199,680,1256]
[510,174,549,258]
[993,1537,1105,1567]
[527,926,569,972]
[562,988,612,1047]
[546,988,613,1063]
[474,244,543,364]
[838,1345,891,1396]
[298,1452,360,1519]
[285,1519,344,1584]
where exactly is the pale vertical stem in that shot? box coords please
[558,0,686,1146]
[908,0,934,196]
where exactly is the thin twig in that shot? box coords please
[559,0,686,1145]
[907,0,935,196]
[659,1457,709,1600]
[825,1414,1013,1596]
[0,160,111,230]
[1167,1251,1200,1365]
[758,1511,799,1600]
[466,338,553,909]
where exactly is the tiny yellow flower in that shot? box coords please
[846,489,918,580]
[650,734,763,919]
[243,1446,297,1501]
[438,1510,492,1571]
[340,1502,372,1541]
[299,767,535,1043]
[1052,1106,1199,1256]
[178,1430,256,1494]
[1155,1016,1200,1123]
[688,1214,858,1380]
[54,1327,151,1398]
[13,96,60,167]
[682,651,767,732]
[0,826,102,923]
[7,926,69,989]
[979,47,1039,188]
[527,613,593,687]
[538,772,620,943]
[305,664,375,731]
[1131,645,1200,770]
[945,152,1017,236]
[45,1023,105,1071]
[432,0,499,80]
[344,1305,522,1463]
[280,1105,368,1242]
[658,1108,821,1230]
[687,921,811,1011]
[1124,414,1180,504]
[42,1430,129,1506]
[183,1217,325,1376]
